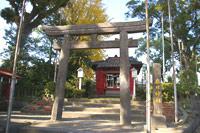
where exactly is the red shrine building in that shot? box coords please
[92,55,143,96]
[0,69,21,100]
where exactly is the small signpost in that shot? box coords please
[131,68,137,99]
[77,67,83,90]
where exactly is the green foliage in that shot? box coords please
[64,77,85,98]
[0,0,108,99]
[83,79,95,97]
[167,76,172,82]
[136,38,172,71]
[64,77,96,98]
[1,0,70,34]
[126,0,200,71]
[13,59,54,98]
[136,85,146,100]
[0,7,15,23]
[178,69,198,96]
[65,80,85,98]
[134,82,174,102]
[162,83,174,102]
[65,87,85,98]
[126,0,200,101]
[44,81,55,98]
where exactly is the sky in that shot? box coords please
[102,0,143,58]
[0,0,144,64]
[0,0,9,56]
[102,0,131,22]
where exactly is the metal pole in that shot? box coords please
[161,13,165,82]
[145,0,151,132]
[0,77,3,97]
[54,51,58,83]
[168,0,178,123]
[178,39,182,70]
[134,79,136,99]
[196,56,197,87]
[5,0,26,132]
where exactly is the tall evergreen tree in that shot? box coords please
[126,0,200,95]
[126,0,200,70]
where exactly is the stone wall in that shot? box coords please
[162,103,175,122]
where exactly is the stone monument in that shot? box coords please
[152,63,166,129]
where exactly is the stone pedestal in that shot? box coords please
[151,115,167,129]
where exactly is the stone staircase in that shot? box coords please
[63,98,146,126]
[17,98,146,133]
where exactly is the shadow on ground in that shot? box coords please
[0,98,146,133]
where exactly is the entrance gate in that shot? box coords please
[42,20,147,125]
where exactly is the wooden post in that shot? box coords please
[120,30,131,125]
[168,0,178,123]
[51,34,71,121]
[145,0,151,132]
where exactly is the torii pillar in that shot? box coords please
[51,35,71,120]
[120,31,131,125]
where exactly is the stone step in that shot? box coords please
[62,112,145,121]
[65,99,145,107]
[63,106,145,114]
[64,102,145,108]
[65,98,145,104]
[105,90,120,96]
[65,98,120,104]
[152,127,183,133]
[65,97,145,106]
[65,102,119,108]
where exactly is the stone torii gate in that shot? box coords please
[42,20,147,125]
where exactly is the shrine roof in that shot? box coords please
[0,68,21,79]
[92,55,142,70]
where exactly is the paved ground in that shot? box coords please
[0,98,188,133]
[0,98,146,133]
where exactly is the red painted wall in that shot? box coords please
[96,69,106,95]
[130,69,133,95]
[2,83,10,99]
[96,67,135,96]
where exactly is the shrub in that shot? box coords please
[83,79,95,97]
[44,81,55,99]
[162,82,174,102]
[136,84,146,100]
[178,69,198,97]
[64,79,85,98]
